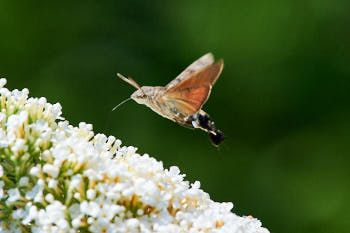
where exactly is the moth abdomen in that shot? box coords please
[209,129,224,146]
[185,111,224,146]
[198,113,212,131]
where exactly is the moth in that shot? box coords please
[116,53,224,146]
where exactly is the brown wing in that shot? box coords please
[163,59,223,116]
[165,53,214,90]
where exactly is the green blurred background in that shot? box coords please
[1,0,349,232]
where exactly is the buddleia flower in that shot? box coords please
[0,79,269,233]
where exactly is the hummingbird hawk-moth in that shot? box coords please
[116,53,224,146]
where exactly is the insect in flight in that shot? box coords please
[114,53,224,146]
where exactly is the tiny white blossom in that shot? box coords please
[0,113,6,123]
[12,208,25,220]
[22,204,38,225]
[6,188,21,205]
[0,78,7,87]
[45,193,54,203]
[72,217,83,229]
[0,181,5,199]
[47,178,58,189]
[7,111,28,131]
[74,192,81,200]
[70,174,82,190]
[87,189,96,200]
[42,164,59,178]
[29,165,41,177]
[25,183,43,201]
[126,218,140,228]
[19,177,29,186]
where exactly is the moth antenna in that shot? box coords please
[112,97,132,111]
[117,73,147,96]
[117,73,141,90]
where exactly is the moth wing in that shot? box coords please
[165,53,214,90]
[163,59,223,116]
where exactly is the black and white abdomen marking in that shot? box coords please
[185,111,224,146]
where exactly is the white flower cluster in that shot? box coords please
[0,78,270,233]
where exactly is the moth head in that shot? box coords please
[117,73,151,105]
[131,86,153,105]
